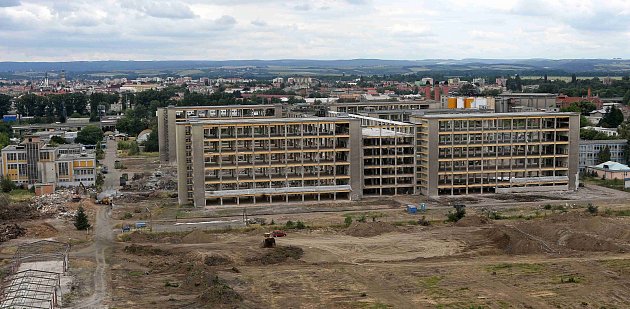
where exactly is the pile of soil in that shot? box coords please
[455,215,489,227]
[122,231,182,244]
[184,269,242,306]
[204,255,232,266]
[247,246,304,265]
[345,221,398,237]
[485,227,548,255]
[0,224,26,243]
[24,222,58,238]
[0,201,39,221]
[182,229,217,244]
[485,213,630,255]
[124,244,171,256]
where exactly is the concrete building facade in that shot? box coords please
[176,117,363,207]
[328,101,440,114]
[157,104,282,163]
[1,142,96,187]
[578,139,626,172]
[495,93,557,113]
[412,112,579,196]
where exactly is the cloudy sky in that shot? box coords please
[0,0,629,61]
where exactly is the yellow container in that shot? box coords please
[447,97,457,109]
[464,98,474,109]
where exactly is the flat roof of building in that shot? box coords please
[362,128,412,137]
[416,111,578,119]
[497,93,557,97]
[182,117,356,125]
[162,104,279,110]
[329,100,435,106]
[579,139,628,144]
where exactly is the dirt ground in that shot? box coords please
[107,206,630,308]
[3,150,630,308]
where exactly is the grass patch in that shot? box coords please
[139,152,159,157]
[128,270,144,277]
[422,275,443,289]
[583,177,629,192]
[8,189,34,202]
[487,263,544,274]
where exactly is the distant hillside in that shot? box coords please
[0,59,629,77]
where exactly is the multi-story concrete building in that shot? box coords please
[174,108,581,206]
[578,139,626,172]
[176,117,362,207]
[495,93,557,113]
[157,104,282,163]
[412,112,579,196]
[328,111,417,196]
[328,101,440,114]
[1,141,96,187]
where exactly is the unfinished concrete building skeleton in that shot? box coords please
[157,104,283,163]
[412,112,579,196]
[176,117,363,207]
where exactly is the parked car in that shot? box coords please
[271,230,287,237]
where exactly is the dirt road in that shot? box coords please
[74,140,118,308]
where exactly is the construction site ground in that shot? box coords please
[1,148,629,308]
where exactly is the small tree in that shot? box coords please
[344,215,353,227]
[128,141,140,156]
[1,176,15,193]
[75,125,104,145]
[447,204,466,222]
[74,206,91,230]
[586,203,598,215]
[597,146,611,164]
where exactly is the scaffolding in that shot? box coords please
[0,240,69,309]
[0,270,61,309]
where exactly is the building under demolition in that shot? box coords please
[175,117,363,207]
[170,103,580,207]
[157,104,283,163]
[0,137,96,188]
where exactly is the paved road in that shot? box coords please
[74,140,118,308]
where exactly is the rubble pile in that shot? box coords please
[123,169,177,192]
[30,188,96,217]
[0,224,26,243]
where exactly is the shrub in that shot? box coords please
[356,215,366,223]
[447,204,466,222]
[344,215,353,227]
[295,221,306,229]
[121,212,133,220]
[1,176,16,193]
[586,203,598,214]
[285,220,295,229]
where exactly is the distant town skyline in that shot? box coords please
[0,0,629,61]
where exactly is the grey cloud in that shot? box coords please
[0,0,20,7]
[251,19,267,27]
[293,4,311,11]
[121,0,197,19]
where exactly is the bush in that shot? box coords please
[128,141,140,156]
[285,221,295,229]
[344,215,353,227]
[121,212,133,219]
[295,221,306,229]
[586,203,598,214]
[1,176,16,193]
[447,204,466,222]
[356,215,366,223]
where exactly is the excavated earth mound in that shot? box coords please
[345,221,398,237]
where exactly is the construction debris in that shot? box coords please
[29,188,96,217]
[0,224,26,243]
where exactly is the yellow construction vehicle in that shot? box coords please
[262,233,276,248]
